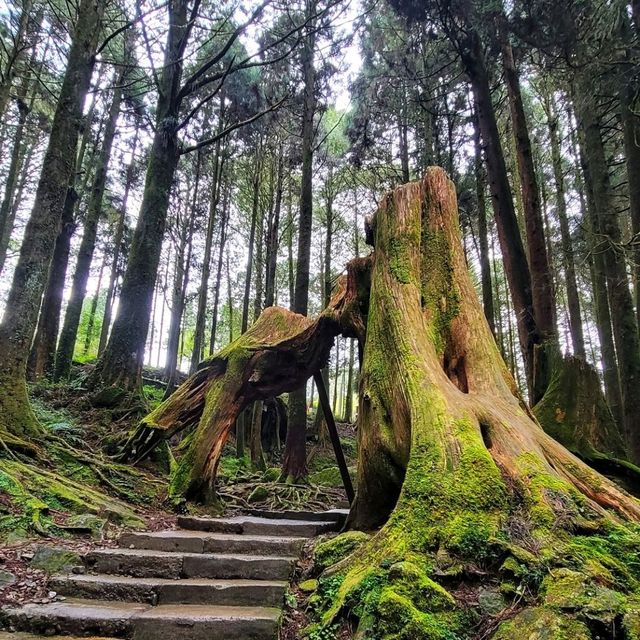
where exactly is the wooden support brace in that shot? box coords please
[313,371,355,505]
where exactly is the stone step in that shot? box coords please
[49,573,287,607]
[2,598,280,640]
[0,633,114,639]
[177,514,338,537]
[246,508,349,526]
[119,530,306,556]
[85,548,296,581]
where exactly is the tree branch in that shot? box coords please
[180,97,286,155]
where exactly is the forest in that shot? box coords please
[0,0,640,638]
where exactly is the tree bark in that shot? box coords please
[320,167,640,640]
[473,107,495,335]
[55,76,124,380]
[241,150,262,335]
[190,132,224,372]
[89,0,193,393]
[574,82,640,463]
[499,28,556,403]
[546,97,585,358]
[264,148,284,308]
[209,178,230,354]
[0,0,103,439]
[98,127,139,356]
[283,4,318,482]
[459,30,539,401]
[164,194,196,398]
[27,188,77,380]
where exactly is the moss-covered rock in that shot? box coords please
[377,587,467,640]
[262,467,280,482]
[300,579,319,593]
[62,513,107,538]
[30,546,81,573]
[314,531,371,573]
[310,465,356,488]
[492,606,591,639]
[623,598,640,639]
[542,568,626,625]
[248,485,269,502]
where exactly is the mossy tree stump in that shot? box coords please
[319,169,640,638]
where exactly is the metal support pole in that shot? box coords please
[313,371,355,504]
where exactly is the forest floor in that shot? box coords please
[0,367,355,639]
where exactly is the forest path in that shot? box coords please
[0,509,348,640]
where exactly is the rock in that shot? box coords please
[477,588,505,616]
[0,569,16,587]
[247,486,269,503]
[261,468,280,482]
[90,386,127,408]
[62,514,107,538]
[30,546,82,574]
[542,568,626,625]
[299,579,318,593]
[493,606,591,639]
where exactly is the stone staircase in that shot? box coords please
[1,509,348,640]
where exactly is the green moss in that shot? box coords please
[310,465,356,488]
[542,568,626,624]
[387,561,455,611]
[492,606,591,639]
[377,587,466,640]
[314,531,371,573]
[300,579,319,593]
[30,546,81,573]
[420,226,461,355]
[623,598,640,639]
[248,485,269,502]
[262,467,281,482]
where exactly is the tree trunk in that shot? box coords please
[54,77,124,380]
[321,168,640,640]
[499,28,555,402]
[209,178,230,353]
[0,88,30,275]
[546,97,585,358]
[27,188,77,380]
[459,31,539,401]
[83,251,106,356]
[191,136,223,372]
[474,108,495,335]
[0,0,103,440]
[164,201,195,399]
[0,0,34,147]
[89,0,190,394]
[264,148,284,308]
[574,82,640,463]
[344,338,355,423]
[119,255,368,503]
[283,7,318,482]
[619,60,640,337]
[249,400,266,471]
[241,152,262,335]
[567,106,623,427]
[98,127,139,356]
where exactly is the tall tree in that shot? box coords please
[0,0,104,439]
[54,67,126,380]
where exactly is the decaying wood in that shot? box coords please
[120,258,370,502]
